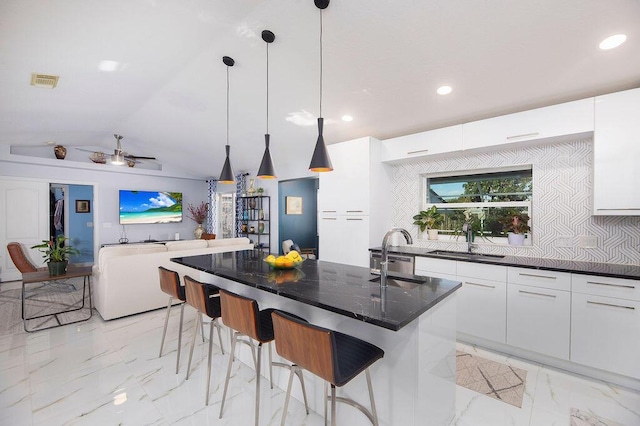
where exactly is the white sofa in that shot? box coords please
[92,238,253,320]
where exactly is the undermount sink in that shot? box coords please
[427,250,505,259]
[369,275,425,289]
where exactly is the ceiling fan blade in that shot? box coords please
[75,147,105,154]
[127,155,157,160]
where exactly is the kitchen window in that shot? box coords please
[422,167,533,244]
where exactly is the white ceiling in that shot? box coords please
[1,0,639,179]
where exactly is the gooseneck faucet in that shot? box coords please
[380,228,413,288]
[462,221,476,254]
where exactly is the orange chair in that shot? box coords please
[7,242,42,273]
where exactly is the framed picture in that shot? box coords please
[75,200,90,213]
[285,196,302,215]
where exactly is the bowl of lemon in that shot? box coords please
[264,250,304,269]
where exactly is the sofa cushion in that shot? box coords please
[207,237,251,248]
[98,244,167,271]
[165,240,208,251]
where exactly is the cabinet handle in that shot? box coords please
[519,289,556,298]
[506,132,539,140]
[587,300,635,310]
[464,281,495,289]
[407,148,430,155]
[322,217,337,220]
[586,281,635,289]
[322,210,337,213]
[519,272,556,280]
[346,210,363,213]
[346,218,363,221]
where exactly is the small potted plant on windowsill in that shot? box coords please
[500,210,531,246]
[413,206,443,240]
[31,235,80,276]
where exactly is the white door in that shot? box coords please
[0,179,50,281]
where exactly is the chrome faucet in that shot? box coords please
[380,228,413,288]
[462,221,476,254]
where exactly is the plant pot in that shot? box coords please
[427,229,439,240]
[48,261,68,276]
[508,232,526,246]
[194,224,205,239]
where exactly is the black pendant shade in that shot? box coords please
[257,134,276,179]
[219,144,235,183]
[309,117,333,172]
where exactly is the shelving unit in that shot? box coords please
[238,195,270,253]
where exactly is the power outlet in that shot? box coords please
[578,235,597,249]
[556,236,572,248]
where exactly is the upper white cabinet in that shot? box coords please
[462,98,594,151]
[381,125,463,163]
[593,87,640,215]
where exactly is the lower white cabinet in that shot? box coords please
[507,283,571,360]
[457,276,507,343]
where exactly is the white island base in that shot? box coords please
[199,271,458,426]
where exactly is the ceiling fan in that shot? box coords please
[76,134,157,166]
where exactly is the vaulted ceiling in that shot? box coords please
[1,0,639,178]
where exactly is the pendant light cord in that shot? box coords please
[226,65,230,146]
[266,41,269,134]
[319,9,323,118]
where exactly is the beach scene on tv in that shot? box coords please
[119,190,183,224]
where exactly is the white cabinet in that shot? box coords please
[507,284,570,360]
[593,87,640,215]
[415,256,457,279]
[456,263,508,343]
[381,125,463,163]
[317,137,390,267]
[462,98,594,151]
[571,274,640,379]
[506,267,571,359]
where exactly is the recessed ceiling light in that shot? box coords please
[599,34,626,50]
[342,115,353,122]
[437,85,452,95]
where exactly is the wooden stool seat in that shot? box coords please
[158,266,187,374]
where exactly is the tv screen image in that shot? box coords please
[119,190,183,224]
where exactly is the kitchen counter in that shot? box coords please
[172,249,459,425]
[171,249,461,331]
[370,246,640,279]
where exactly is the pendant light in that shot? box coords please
[309,0,333,172]
[257,30,277,179]
[219,56,236,184]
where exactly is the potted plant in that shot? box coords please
[256,187,264,196]
[187,201,209,239]
[31,235,79,276]
[500,210,531,246]
[413,206,443,240]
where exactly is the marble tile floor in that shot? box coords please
[1,280,639,426]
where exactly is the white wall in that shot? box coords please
[0,160,208,249]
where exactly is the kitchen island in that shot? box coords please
[172,249,461,426]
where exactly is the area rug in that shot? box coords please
[570,408,624,426]
[0,278,90,335]
[456,350,527,408]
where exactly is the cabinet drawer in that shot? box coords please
[571,293,640,379]
[381,125,463,163]
[507,284,570,360]
[507,267,571,291]
[415,257,456,276]
[572,274,640,302]
[457,261,507,282]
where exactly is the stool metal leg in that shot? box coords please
[176,303,185,374]
[200,313,206,343]
[279,365,310,426]
[366,368,379,426]
[280,367,296,426]
[186,314,200,380]
[268,342,274,389]
[219,331,238,419]
[206,319,215,405]
[295,367,310,415]
[159,297,174,357]
[324,381,329,426]
[255,343,262,426]
[331,384,337,426]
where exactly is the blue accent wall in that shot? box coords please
[68,184,94,263]
[278,178,318,255]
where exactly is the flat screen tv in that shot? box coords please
[119,190,183,224]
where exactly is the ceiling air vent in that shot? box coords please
[30,73,59,88]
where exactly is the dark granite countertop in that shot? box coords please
[171,250,461,331]
[370,246,640,280]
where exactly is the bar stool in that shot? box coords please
[158,266,187,374]
[271,311,384,426]
[218,290,309,426]
[183,275,225,405]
